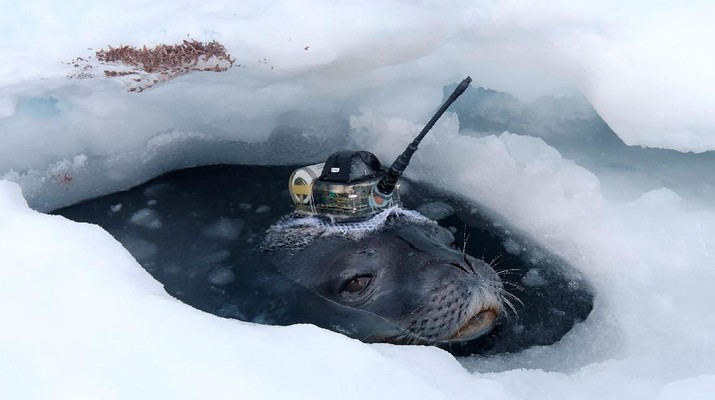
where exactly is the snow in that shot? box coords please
[2,1,715,399]
[0,180,482,400]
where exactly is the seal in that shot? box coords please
[250,77,507,344]
[261,208,505,344]
[55,164,594,355]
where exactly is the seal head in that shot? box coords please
[262,208,504,344]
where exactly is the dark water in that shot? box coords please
[54,164,593,356]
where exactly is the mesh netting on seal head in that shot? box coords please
[261,207,436,252]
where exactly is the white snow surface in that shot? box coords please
[2,1,715,399]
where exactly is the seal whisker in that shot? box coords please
[495,268,522,276]
[412,333,425,346]
[461,226,470,257]
[499,293,520,321]
[500,306,512,324]
[503,280,526,292]
[392,330,414,345]
[489,258,510,270]
[405,329,427,346]
[391,327,423,345]
[501,289,525,308]
[403,303,428,321]
[490,252,504,264]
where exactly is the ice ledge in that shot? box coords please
[0,180,29,215]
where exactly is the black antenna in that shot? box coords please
[375,76,472,196]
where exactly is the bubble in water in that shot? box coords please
[207,267,235,286]
[202,218,244,240]
[522,268,547,287]
[129,208,162,229]
[121,237,158,261]
[503,238,523,255]
[143,183,171,198]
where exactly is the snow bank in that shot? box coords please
[2,1,715,207]
[353,115,715,382]
[0,179,497,400]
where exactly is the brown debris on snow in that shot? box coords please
[96,40,234,74]
[68,39,236,92]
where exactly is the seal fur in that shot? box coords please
[262,207,505,344]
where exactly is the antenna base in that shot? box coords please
[370,185,395,209]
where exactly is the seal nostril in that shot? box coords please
[449,261,472,275]
[463,256,479,274]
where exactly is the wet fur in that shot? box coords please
[265,219,505,344]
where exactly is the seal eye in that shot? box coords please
[341,275,372,294]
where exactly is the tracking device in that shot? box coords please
[289,76,472,221]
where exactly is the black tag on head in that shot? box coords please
[319,151,382,183]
